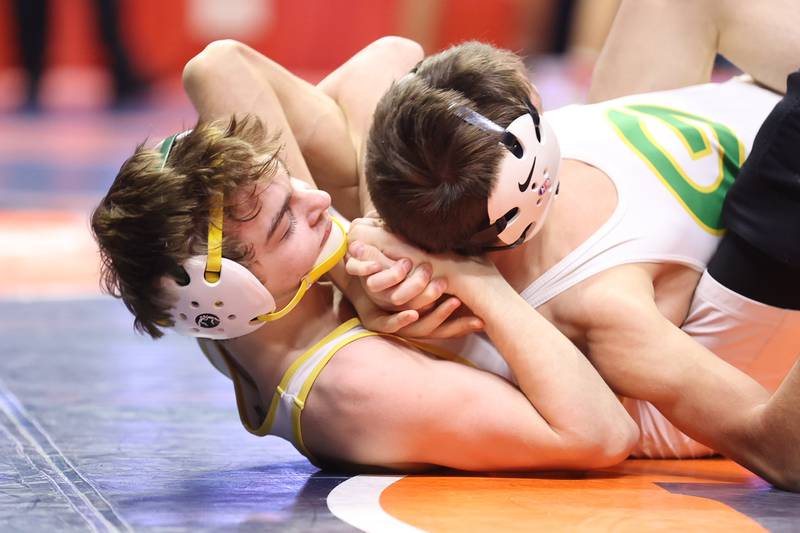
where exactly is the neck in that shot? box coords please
[489,236,544,293]
[489,215,561,292]
[223,270,350,363]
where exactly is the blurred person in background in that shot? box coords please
[12,0,148,111]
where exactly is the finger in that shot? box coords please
[412,315,485,340]
[403,276,447,311]
[398,297,462,338]
[352,241,397,270]
[349,223,403,253]
[364,309,419,334]
[351,217,383,229]
[347,224,381,250]
[366,258,413,292]
[345,256,383,277]
[387,263,433,306]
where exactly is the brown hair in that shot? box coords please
[91,115,281,338]
[366,41,534,254]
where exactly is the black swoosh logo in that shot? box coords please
[518,156,536,192]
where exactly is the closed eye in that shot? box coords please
[281,210,297,241]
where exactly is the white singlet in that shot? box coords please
[436,78,800,458]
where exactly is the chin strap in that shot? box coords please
[251,215,349,323]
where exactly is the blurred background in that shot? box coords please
[0,0,625,300]
[0,0,623,110]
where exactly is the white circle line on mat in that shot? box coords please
[327,474,426,533]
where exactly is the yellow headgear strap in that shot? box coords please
[205,191,224,283]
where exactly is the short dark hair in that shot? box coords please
[91,115,280,338]
[366,41,533,254]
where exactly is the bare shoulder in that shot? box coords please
[298,335,443,468]
[550,264,658,336]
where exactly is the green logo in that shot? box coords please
[607,105,744,234]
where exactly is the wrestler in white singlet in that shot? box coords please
[436,78,800,458]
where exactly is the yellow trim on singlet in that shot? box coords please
[286,330,472,460]
[291,330,380,461]
[251,317,363,436]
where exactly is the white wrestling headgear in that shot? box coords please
[451,98,561,251]
[155,132,348,340]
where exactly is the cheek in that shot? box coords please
[268,233,320,296]
[294,226,322,274]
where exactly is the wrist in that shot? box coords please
[444,259,509,312]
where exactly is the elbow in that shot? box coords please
[722,405,800,492]
[603,419,639,466]
[753,444,800,491]
[605,413,641,465]
[573,434,636,470]
[565,416,639,469]
[750,444,800,492]
[767,467,800,493]
[182,39,246,93]
[366,36,424,69]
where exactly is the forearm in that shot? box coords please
[590,308,800,490]
[316,36,422,217]
[182,40,315,183]
[182,40,364,216]
[653,358,800,490]
[457,274,636,451]
[241,35,423,218]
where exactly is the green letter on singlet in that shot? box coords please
[607,105,744,234]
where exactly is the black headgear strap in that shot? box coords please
[450,98,541,253]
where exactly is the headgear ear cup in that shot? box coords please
[161,163,277,339]
[450,101,561,250]
[163,256,276,339]
[163,215,348,339]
